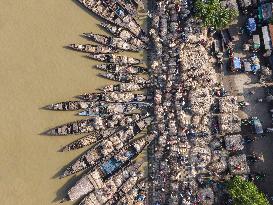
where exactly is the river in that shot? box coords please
[0,1,145,204]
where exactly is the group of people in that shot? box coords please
[147,0,251,204]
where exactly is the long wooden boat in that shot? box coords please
[80,172,142,205]
[66,134,151,201]
[61,117,151,177]
[87,54,142,65]
[103,1,147,41]
[77,0,147,42]
[45,118,95,136]
[100,22,147,48]
[100,82,149,92]
[99,73,146,83]
[67,43,116,53]
[78,92,150,103]
[116,179,148,205]
[109,0,138,17]
[60,113,144,151]
[96,64,147,74]
[78,102,145,117]
[46,112,138,136]
[45,100,92,111]
[78,0,126,27]
[66,160,143,202]
[104,178,147,205]
[83,33,139,51]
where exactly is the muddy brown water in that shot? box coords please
[0,1,146,204]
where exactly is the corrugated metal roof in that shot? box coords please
[268,24,273,43]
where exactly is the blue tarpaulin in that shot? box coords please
[101,157,122,175]
[233,57,242,69]
[246,18,256,33]
[251,64,260,72]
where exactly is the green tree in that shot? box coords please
[195,0,238,30]
[227,176,270,205]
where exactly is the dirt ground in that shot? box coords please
[220,14,273,202]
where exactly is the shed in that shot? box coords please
[262,26,271,50]
[253,34,260,49]
[252,117,263,134]
[233,57,242,70]
[244,61,252,71]
[269,24,273,47]
[260,3,273,21]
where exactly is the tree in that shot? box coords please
[227,176,270,205]
[194,0,238,30]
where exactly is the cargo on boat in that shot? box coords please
[99,72,146,83]
[78,0,148,42]
[66,160,143,202]
[100,82,149,92]
[68,44,116,54]
[83,33,139,51]
[78,92,150,103]
[45,100,91,111]
[107,0,138,17]
[84,172,142,205]
[61,114,144,151]
[96,64,146,74]
[116,179,147,205]
[66,134,152,201]
[87,54,142,65]
[100,22,147,48]
[78,102,147,117]
[45,118,95,136]
[61,117,151,177]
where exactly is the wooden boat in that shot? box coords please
[60,113,143,151]
[77,0,147,42]
[78,92,149,103]
[46,112,141,136]
[83,33,139,51]
[108,0,138,17]
[78,0,126,27]
[67,43,116,53]
[78,102,145,117]
[66,160,143,202]
[104,1,147,42]
[132,0,144,6]
[87,54,142,65]
[61,117,151,178]
[99,73,146,83]
[45,118,95,136]
[100,22,147,48]
[100,82,149,92]
[105,178,147,205]
[80,171,142,205]
[116,179,148,205]
[96,64,147,74]
[45,100,92,111]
